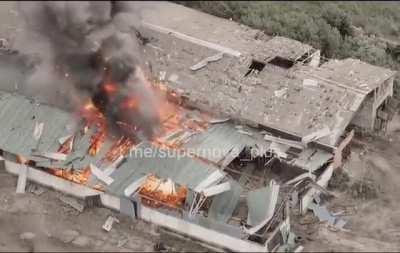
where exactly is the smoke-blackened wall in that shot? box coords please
[14,1,160,140]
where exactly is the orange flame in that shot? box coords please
[139,175,188,209]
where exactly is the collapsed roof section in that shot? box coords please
[0,89,334,250]
[139,27,369,147]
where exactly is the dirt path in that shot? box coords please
[294,124,400,252]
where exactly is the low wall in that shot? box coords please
[3,159,271,252]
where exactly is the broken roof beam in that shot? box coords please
[124,174,149,197]
[244,180,280,235]
[264,134,304,150]
[194,170,225,192]
[142,21,242,57]
[301,126,332,145]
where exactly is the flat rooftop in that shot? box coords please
[140,27,367,147]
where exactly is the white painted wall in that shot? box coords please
[3,159,272,252]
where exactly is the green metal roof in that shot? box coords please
[107,141,222,195]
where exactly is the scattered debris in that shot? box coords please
[190,52,224,71]
[16,166,28,194]
[328,168,350,191]
[59,230,80,243]
[117,237,129,248]
[58,195,85,212]
[168,73,179,83]
[294,245,304,252]
[90,164,114,185]
[237,129,253,136]
[274,87,288,98]
[302,126,331,144]
[58,135,73,145]
[31,151,67,161]
[71,235,91,248]
[308,201,349,231]
[159,71,167,81]
[285,172,316,185]
[102,216,120,232]
[20,232,36,241]
[308,202,335,225]
[209,117,230,124]
[27,183,46,196]
[350,178,379,200]
[84,194,103,209]
[302,79,318,88]
[33,122,44,141]
[154,241,168,252]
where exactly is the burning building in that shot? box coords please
[0,1,398,252]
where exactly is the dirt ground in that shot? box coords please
[0,168,211,252]
[293,115,400,252]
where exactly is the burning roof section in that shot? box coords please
[0,89,334,242]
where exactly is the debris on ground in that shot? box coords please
[19,232,36,241]
[349,178,379,200]
[71,235,91,248]
[27,183,46,196]
[102,216,120,232]
[58,194,85,213]
[117,237,129,248]
[59,229,80,243]
[190,52,224,71]
[15,166,28,194]
[328,168,350,191]
[308,199,350,232]
[154,241,168,252]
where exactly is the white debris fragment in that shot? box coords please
[102,216,119,232]
[269,142,289,159]
[302,126,331,144]
[168,74,179,83]
[16,166,28,194]
[90,164,114,186]
[159,71,166,81]
[237,129,253,136]
[58,135,73,145]
[27,183,46,196]
[105,155,124,172]
[202,181,231,197]
[33,122,44,141]
[0,38,10,50]
[302,79,318,88]
[20,232,36,241]
[32,151,67,161]
[274,87,288,98]
[190,52,224,71]
[209,117,230,124]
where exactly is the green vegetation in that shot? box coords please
[176,1,400,70]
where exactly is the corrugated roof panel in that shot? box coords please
[183,123,270,165]
[208,179,243,223]
[107,142,221,196]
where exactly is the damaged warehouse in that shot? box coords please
[0,1,399,252]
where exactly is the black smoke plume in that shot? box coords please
[14,1,160,140]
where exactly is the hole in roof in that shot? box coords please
[268,56,294,69]
[244,60,266,77]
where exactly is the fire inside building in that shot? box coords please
[0,1,398,252]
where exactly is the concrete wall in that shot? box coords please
[351,77,394,131]
[351,95,374,130]
[3,159,275,252]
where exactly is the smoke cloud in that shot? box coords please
[14,1,160,140]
